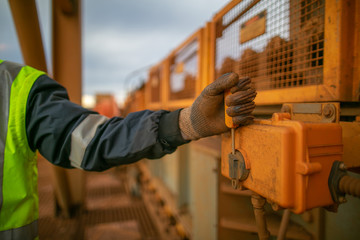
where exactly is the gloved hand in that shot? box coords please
[179,72,256,140]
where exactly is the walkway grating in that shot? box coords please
[37,157,161,240]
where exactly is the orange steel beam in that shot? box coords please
[52,0,85,217]
[53,0,82,104]
[8,0,47,71]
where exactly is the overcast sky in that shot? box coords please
[0,0,228,105]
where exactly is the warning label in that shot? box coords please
[240,10,267,44]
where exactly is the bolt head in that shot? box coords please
[281,105,291,113]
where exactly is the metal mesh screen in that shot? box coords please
[215,0,325,90]
[149,66,162,103]
[169,39,198,100]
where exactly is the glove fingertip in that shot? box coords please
[206,72,239,96]
[233,115,254,126]
[225,72,240,86]
[230,77,252,93]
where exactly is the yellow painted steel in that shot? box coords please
[221,115,343,214]
[201,22,213,90]
[142,24,212,112]
[323,0,357,102]
[164,29,204,110]
[211,0,360,104]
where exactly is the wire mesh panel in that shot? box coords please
[214,0,329,103]
[169,38,198,101]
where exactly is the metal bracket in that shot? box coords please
[228,150,249,189]
[281,102,340,123]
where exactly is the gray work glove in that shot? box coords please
[179,72,256,140]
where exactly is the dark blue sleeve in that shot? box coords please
[26,75,189,171]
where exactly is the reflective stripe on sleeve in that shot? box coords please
[69,114,109,169]
[0,219,38,240]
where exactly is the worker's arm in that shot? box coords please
[26,75,188,171]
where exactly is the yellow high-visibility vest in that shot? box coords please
[0,60,45,240]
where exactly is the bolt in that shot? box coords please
[281,105,291,113]
[323,104,335,118]
[339,162,347,171]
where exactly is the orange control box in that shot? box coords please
[221,113,343,213]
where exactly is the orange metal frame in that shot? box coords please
[144,24,212,112]
[144,61,166,110]
[210,0,360,105]
[164,29,204,110]
[201,22,214,91]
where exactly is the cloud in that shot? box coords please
[84,27,186,69]
[82,0,228,102]
[84,0,225,33]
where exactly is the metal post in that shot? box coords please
[52,0,85,217]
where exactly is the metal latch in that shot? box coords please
[228,150,249,189]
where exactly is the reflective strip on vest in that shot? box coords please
[0,220,38,240]
[0,60,23,212]
[0,60,45,239]
[69,114,108,168]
